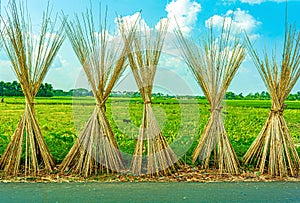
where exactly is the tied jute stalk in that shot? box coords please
[0,1,65,176]
[175,20,246,174]
[59,8,137,176]
[244,24,300,177]
[120,19,179,175]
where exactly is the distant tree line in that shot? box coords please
[0,81,96,97]
[0,81,56,97]
[0,81,71,97]
[225,91,300,101]
[0,81,299,100]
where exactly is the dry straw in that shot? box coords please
[59,8,137,177]
[119,19,179,175]
[244,24,300,177]
[0,1,65,176]
[175,20,246,174]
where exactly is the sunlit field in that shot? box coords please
[0,97,299,167]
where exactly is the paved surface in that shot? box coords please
[0,182,299,202]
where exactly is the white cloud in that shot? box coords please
[221,0,285,6]
[221,0,237,6]
[156,0,201,35]
[115,0,201,36]
[206,8,261,39]
[241,0,265,3]
[93,30,114,42]
[115,12,150,33]
[240,0,285,4]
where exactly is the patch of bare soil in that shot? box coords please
[0,165,299,183]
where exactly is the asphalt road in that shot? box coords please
[0,182,299,202]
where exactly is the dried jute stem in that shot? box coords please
[59,7,137,176]
[120,18,179,176]
[175,19,245,174]
[0,1,65,176]
[244,23,300,177]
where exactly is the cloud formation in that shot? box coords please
[116,12,149,32]
[206,8,261,38]
[156,0,201,35]
[116,0,201,36]
[240,0,285,4]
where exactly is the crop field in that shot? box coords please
[0,97,299,168]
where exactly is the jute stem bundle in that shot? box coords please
[59,8,136,176]
[0,1,65,176]
[120,19,178,175]
[244,24,300,177]
[175,21,245,174]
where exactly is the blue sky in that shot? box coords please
[0,0,299,95]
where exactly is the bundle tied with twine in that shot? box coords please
[0,1,65,176]
[175,20,246,174]
[59,8,137,177]
[119,19,179,175]
[244,24,300,177]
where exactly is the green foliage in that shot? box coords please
[36,83,54,97]
[0,81,56,97]
[226,91,300,101]
[0,81,23,96]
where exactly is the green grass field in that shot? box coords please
[0,96,299,167]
